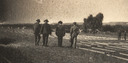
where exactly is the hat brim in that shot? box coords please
[44,21,49,22]
[36,20,40,22]
[58,21,63,24]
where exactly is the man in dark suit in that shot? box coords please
[33,19,41,46]
[55,21,65,47]
[40,19,52,46]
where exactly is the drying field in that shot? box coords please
[0,28,127,63]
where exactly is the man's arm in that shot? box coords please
[70,27,73,36]
[40,24,43,34]
[33,23,36,34]
[63,27,66,36]
[49,25,52,35]
[55,27,58,36]
[77,27,80,34]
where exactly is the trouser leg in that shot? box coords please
[124,36,126,40]
[74,37,77,48]
[70,37,74,47]
[58,37,60,46]
[45,34,49,46]
[60,37,63,47]
[43,35,46,46]
[37,34,41,45]
[118,36,121,40]
[58,36,63,47]
[35,34,38,45]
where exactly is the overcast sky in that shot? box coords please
[36,0,128,23]
[1,0,128,23]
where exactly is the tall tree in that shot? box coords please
[83,18,87,32]
[95,13,104,30]
[83,13,104,33]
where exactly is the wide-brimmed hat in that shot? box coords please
[44,19,49,22]
[36,19,40,22]
[58,21,63,24]
[73,22,77,25]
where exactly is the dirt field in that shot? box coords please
[0,28,127,63]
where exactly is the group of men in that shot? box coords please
[33,19,79,48]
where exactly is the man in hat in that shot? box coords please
[70,22,80,48]
[118,30,122,40]
[55,21,65,47]
[40,19,52,46]
[33,19,41,46]
[124,30,127,41]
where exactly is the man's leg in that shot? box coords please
[58,36,63,47]
[118,35,121,40]
[35,34,38,45]
[70,37,74,47]
[60,37,63,47]
[124,36,126,41]
[45,34,49,46]
[58,36,60,47]
[74,37,77,48]
[43,34,46,46]
[37,34,41,45]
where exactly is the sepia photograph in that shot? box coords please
[0,0,128,63]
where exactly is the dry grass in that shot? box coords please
[0,28,127,63]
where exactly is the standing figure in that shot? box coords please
[33,19,41,46]
[70,22,80,48]
[118,30,122,40]
[40,19,52,46]
[124,31,127,41]
[55,21,65,47]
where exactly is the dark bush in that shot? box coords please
[0,37,16,45]
[102,25,115,32]
[102,25,128,32]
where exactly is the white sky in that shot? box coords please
[2,0,128,24]
[34,0,128,23]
